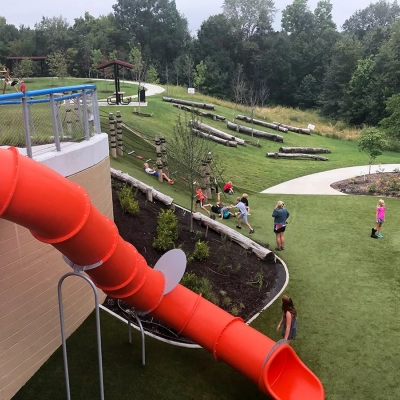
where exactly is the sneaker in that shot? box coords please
[249,229,255,234]
[280,247,284,250]
[236,225,242,229]
[377,233,383,238]
[275,247,281,251]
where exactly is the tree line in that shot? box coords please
[1,0,400,140]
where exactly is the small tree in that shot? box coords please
[232,64,246,121]
[183,54,194,88]
[193,60,206,93]
[129,45,147,114]
[358,128,386,175]
[15,59,33,79]
[147,65,160,84]
[168,112,215,232]
[91,49,103,79]
[47,51,68,84]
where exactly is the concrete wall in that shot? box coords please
[0,139,112,400]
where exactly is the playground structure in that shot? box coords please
[0,146,324,399]
[0,84,100,158]
[0,84,324,399]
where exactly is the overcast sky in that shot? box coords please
[2,0,375,33]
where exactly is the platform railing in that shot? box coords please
[0,85,101,159]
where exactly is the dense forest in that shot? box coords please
[2,0,400,135]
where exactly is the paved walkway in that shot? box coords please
[261,164,400,195]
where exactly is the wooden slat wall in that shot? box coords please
[0,156,113,400]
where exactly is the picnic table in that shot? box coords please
[107,91,131,105]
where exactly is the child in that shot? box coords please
[143,163,174,184]
[241,193,250,215]
[276,295,297,344]
[233,197,254,234]
[371,199,386,238]
[223,181,234,194]
[193,183,210,216]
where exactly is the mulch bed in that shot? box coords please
[331,172,400,197]
[103,180,284,343]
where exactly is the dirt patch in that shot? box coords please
[103,180,284,343]
[331,172,400,197]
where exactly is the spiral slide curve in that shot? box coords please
[0,147,324,400]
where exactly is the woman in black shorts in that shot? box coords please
[272,201,290,251]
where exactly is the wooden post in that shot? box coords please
[109,113,117,158]
[146,187,153,202]
[160,136,168,177]
[200,160,208,199]
[116,111,123,156]
[155,135,163,183]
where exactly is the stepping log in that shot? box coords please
[191,128,237,147]
[236,115,288,132]
[227,121,284,142]
[272,122,311,135]
[266,152,328,161]
[173,103,226,121]
[279,147,331,154]
[190,120,245,145]
[163,97,215,110]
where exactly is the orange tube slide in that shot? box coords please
[0,147,324,400]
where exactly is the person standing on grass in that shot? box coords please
[272,200,289,251]
[241,193,250,215]
[276,295,297,344]
[233,197,254,234]
[193,182,210,216]
[371,199,386,238]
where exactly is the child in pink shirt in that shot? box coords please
[372,199,386,238]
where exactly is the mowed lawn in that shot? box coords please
[10,80,400,400]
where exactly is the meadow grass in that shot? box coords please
[7,79,400,400]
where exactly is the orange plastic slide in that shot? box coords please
[0,147,324,400]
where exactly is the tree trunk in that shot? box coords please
[173,104,226,121]
[111,168,174,204]
[272,122,311,135]
[192,213,274,261]
[278,147,331,154]
[190,121,245,145]
[227,122,284,143]
[266,153,328,161]
[163,97,215,110]
[191,128,238,147]
[236,115,288,132]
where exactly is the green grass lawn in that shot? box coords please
[9,79,400,400]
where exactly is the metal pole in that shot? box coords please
[127,312,146,366]
[82,90,90,140]
[21,97,33,158]
[58,272,105,400]
[93,89,101,134]
[50,93,61,151]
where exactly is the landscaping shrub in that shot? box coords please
[152,209,178,251]
[193,240,210,261]
[117,184,140,215]
[181,272,218,305]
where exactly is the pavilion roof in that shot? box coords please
[96,59,134,70]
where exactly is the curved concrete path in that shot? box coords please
[261,164,400,195]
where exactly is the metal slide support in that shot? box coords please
[50,93,61,151]
[21,97,33,158]
[127,311,146,366]
[58,268,105,400]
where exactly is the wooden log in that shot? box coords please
[111,168,174,205]
[173,104,226,121]
[227,122,284,143]
[266,153,328,161]
[236,115,288,132]
[192,212,274,261]
[190,121,245,145]
[279,147,331,154]
[163,97,215,110]
[192,129,237,147]
[272,122,311,135]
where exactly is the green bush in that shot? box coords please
[180,272,218,305]
[193,240,210,261]
[117,184,140,215]
[152,209,178,251]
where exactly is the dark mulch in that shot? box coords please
[331,172,400,197]
[103,180,284,343]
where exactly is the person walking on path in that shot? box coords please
[371,199,386,238]
[233,197,254,234]
[272,200,289,251]
[276,295,297,344]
